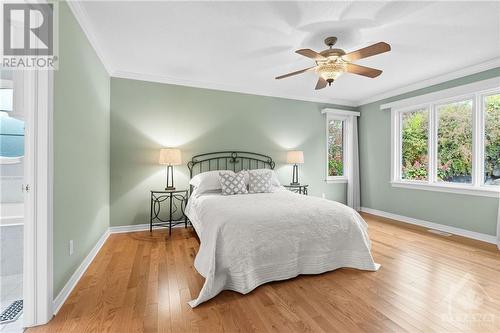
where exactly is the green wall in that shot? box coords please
[359,68,500,236]
[110,78,353,226]
[53,2,110,296]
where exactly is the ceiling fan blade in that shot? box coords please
[315,77,327,90]
[275,66,317,80]
[346,63,383,78]
[343,42,391,62]
[296,49,326,61]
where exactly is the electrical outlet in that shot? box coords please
[321,193,326,199]
[69,240,74,256]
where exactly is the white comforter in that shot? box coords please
[185,189,379,307]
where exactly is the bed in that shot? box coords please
[185,151,379,307]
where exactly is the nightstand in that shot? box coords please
[283,184,308,195]
[150,190,189,235]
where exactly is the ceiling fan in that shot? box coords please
[275,36,391,90]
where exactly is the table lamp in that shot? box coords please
[286,150,304,185]
[159,148,182,190]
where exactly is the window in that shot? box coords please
[323,109,359,183]
[0,88,13,112]
[484,93,500,185]
[390,81,500,197]
[328,119,344,177]
[436,99,473,184]
[401,108,429,181]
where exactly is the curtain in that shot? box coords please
[347,116,361,211]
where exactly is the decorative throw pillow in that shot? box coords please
[219,172,248,195]
[248,171,273,193]
[250,169,281,187]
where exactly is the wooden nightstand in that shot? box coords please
[283,184,308,195]
[150,190,189,235]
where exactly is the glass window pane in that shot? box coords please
[401,108,429,181]
[0,89,13,112]
[437,99,473,184]
[484,93,500,186]
[328,119,343,176]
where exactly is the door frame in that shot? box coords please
[22,68,53,327]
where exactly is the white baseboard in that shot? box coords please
[52,228,110,315]
[109,221,187,234]
[108,223,150,233]
[360,207,497,245]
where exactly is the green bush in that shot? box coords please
[402,110,428,180]
[401,95,499,183]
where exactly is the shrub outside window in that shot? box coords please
[484,93,500,185]
[391,84,499,197]
[436,99,473,184]
[401,108,429,181]
[328,119,344,177]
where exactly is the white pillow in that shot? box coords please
[249,169,281,187]
[190,170,234,193]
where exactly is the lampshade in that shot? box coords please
[159,148,182,165]
[286,151,304,164]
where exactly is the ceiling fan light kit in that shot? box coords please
[276,36,391,90]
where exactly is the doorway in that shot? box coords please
[0,65,53,331]
[0,69,25,332]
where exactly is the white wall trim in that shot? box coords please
[321,108,360,117]
[52,229,110,315]
[380,76,500,110]
[357,57,500,106]
[325,178,348,184]
[360,207,497,245]
[112,70,356,107]
[391,181,499,198]
[108,223,150,234]
[108,221,188,234]
[66,1,113,75]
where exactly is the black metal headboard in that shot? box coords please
[187,151,275,195]
[187,151,275,178]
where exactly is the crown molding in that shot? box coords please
[355,57,500,106]
[66,0,113,75]
[111,70,357,106]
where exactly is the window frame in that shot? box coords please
[390,86,500,198]
[326,114,348,183]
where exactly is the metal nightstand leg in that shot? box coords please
[149,194,153,232]
[169,194,173,236]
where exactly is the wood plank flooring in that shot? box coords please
[28,213,500,332]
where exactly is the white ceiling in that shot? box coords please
[74,1,500,106]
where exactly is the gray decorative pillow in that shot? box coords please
[219,172,248,195]
[248,171,273,193]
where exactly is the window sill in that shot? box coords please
[390,181,499,198]
[326,178,348,184]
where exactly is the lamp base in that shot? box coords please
[290,182,300,186]
[165,186,176,191]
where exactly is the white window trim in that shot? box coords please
[389,83,500,198]
[322,109,359,184]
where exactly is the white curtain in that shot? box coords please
[347,116,361,211]
[497,197,500,250]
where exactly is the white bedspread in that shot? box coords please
[185,189,379,307]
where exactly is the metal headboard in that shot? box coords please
[187,151,275,194]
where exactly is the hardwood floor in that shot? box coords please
[28,213,500,333]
